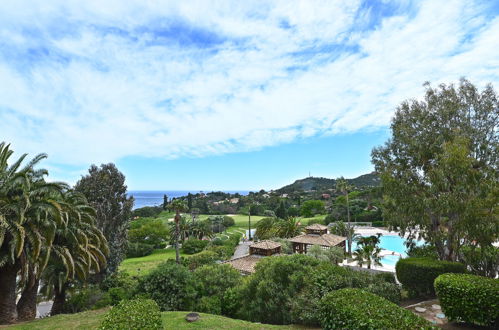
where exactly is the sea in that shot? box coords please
[128,190,251,209]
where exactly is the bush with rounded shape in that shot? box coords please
[192,264,241,314]
[243,254,321,324]
[206,245,234,259]
[395,257,466,297]
[100,298,162,330]
[182,238,209,254]
[300,200,325,218]
[319,288,434,330]
[137,261,194,311]
[183,250,219,270]
[434,273,499,327]
[126,242,154,258]
[222,215,235,227]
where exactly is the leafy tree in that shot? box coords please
[75,164,133,274]
[192,264,241,314]
[329,221,357,256]
[137,261,194,311]
[300,200,325,217]
[128,220,169,248]
[275,200,288,219]
[372,79,498,261]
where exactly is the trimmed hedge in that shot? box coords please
[435,273,499,327]
[395,257,466,297]
[319,288,434,330]
[100,298,162,330]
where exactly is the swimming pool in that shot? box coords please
[351,235,424,266]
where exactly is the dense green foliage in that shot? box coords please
[372,80,498,261]
[126,242,154,258]
[319,289,433,330]
[137,262,194,311]
[132,206,163,218]
[435,273,499,327]
[395,257,466,297]
[459,245,499,278]
[300,200,325,217]
[75,163,133,275]
[100,298,162,330]
[192,264,242,314]
[0,143,109,323]
[255,217,302,239]
[182,238,209,254]
[128,219,169,248]
[233,254,401,326]
[276,173,380,194]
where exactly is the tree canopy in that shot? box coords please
[372,79,498,261]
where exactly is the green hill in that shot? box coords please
[276,172,379,193]
[6,309,313,329]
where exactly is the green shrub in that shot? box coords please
[183,250,219,270]
[372,221,384,227]
[182,238,209,254]
[319,288,434,330]
[375,271,397,284]
[407,245,438,259]
[64,285,106,313]
[222,215,235,227]
[137,261,195,311]
[128,219,169,248]
[395,257,466,297]
[108,287,129,305]
[100,298,162,330]
[323,214,337,225]
[435,273,499,327]
[126,242,154,258]
[459,245,498,278]
[206,245,234,259]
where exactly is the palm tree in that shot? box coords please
[0,142,59,324]
[255,217,277,239]
[41,190,108,315]
[336,177,355,256]
[16,178,67,321]
[168,200,188,264]
[353,234,382,269]
[276,217,302,238]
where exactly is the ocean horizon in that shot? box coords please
[128,190,251,209]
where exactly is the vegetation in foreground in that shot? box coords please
[5,308,308,330]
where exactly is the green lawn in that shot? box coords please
[119,248,178,276]
[5,309,315,329]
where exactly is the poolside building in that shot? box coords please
[289,224,346,254]
[224,240,281,275]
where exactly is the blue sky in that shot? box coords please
[1,0,498,190]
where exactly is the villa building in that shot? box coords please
[289,224,346,254]
[224,240,281,275]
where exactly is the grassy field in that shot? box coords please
[5,309,314,329]
[119,248,178,276]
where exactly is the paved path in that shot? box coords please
[231,241,251,259]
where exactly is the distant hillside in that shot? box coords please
[276,172,380,193]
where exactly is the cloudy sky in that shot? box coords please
[1,0,498,190]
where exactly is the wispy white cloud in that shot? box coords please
[0,0,497,166]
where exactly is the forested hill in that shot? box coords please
[276,173,380,193]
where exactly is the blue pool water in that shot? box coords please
[351,235,424,266]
